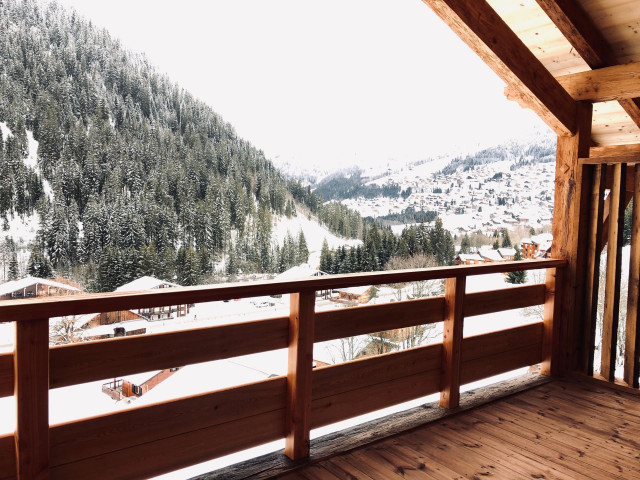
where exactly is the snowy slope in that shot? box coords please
[273,212,361,268]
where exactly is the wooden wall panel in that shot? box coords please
[464,284,545,317]
[624,164,640,387]
[0,434,15,480]
[50,410,285,480]
[601,163,627,380]
[314,297,445,342]
[461,323,544,384]
[50,377,286,467]
[0,354,12,399]
[49,317,289,388]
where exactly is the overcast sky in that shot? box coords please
[55,0,547,169]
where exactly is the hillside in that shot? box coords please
[0,0,363,290]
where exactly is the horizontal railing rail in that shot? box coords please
[0,259,565,480]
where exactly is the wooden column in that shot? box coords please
[600,163,627,381]
[440,276,465,409]
[551,102,593,373]
[284,291,315,460]
[624,165,640,388]
[542,267,564,376]
[583,164,607,374]
[14,318,49,480]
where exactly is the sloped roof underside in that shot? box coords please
[484,0,640,146]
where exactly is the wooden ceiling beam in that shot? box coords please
[421,0,576,136]
[557,62,640,102]
[590,143,640,158]
[536,0,640,128]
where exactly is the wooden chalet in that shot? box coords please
[2,1,640,479]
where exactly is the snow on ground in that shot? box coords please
[365,155,453,187]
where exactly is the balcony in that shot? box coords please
[0,259,572,479]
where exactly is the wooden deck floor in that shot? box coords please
[277,378,640,479]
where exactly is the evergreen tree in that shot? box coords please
[297,231,309,264]
[460,234,471,254]
[501,229,512,248]
[506,246,527,284]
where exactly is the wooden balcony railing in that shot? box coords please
[0,259,565,480]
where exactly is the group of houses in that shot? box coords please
[455,233,552,265]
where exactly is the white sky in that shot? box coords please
[54,0,548,169]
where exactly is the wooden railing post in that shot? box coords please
[284,291,315,460]
[440,276,465,409]
[542,267,564,376]
[14,318,50,480]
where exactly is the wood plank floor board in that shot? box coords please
[465,409,629,478]
[426,419,582,480]
[280,379,640,480]
[324,456,377,480]
[506,393,640,449]
[493,400,640,467]
[401,427,531,479]
[469,407,639,477]
[537,381,640,418]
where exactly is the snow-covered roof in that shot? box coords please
[497,247,516,257]
[115,276,180,292]
[520,237,535,245]
[338,285,373,296]
[274,264,327,281]
[480,250,506,262]
[0,276,80,296]
[457,253,484,262]
[81,319,151,338]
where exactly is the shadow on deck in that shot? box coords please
[206,376,640,480]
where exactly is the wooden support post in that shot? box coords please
[440,276,465,409]
[583,164,607,375]
[14,318,49,480]
[551,102,593,374]
[624,165,640,388]
[600,163,627,381]
[284,291,315,460]
[542,267,564,376]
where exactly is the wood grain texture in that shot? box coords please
[557,62,640,102]
[580,154,640,164]
[536,0,640,127]
[624,164,640,387]
[50,377,286,467]
[292,378,640,480]
[284,292,315,460]
[542,267,565,376]
[49,316,289,388]
[551,102,593,373]
[0,435,15,480]
[50,409,285,480]
[0,259,566,324]
[464,283,545,317]
[583,164,606,374]
[590,143,640,158]
[314,296,445,343]
[461,323,544,384]
[600,163,627,380]
[0,354,12,399]
[312,343,442,401]
[421,0,576,135]
[440,276,465,408]
[14,318,49,480]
